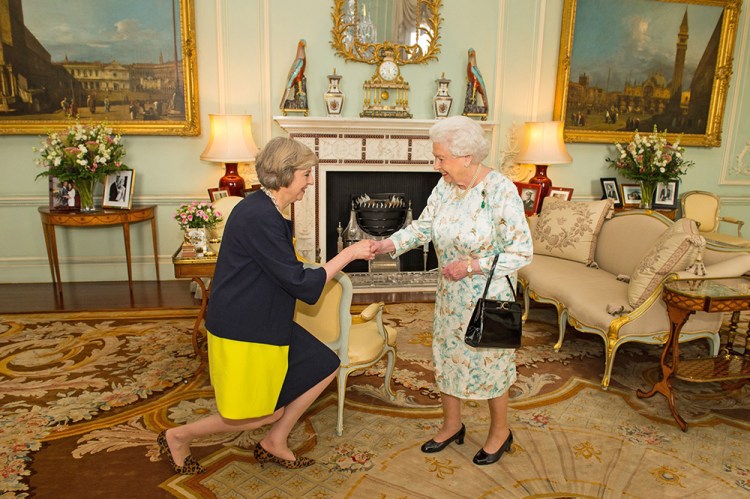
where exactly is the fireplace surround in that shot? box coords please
[273,116,495,274]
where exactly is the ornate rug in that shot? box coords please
[1,305,749,498]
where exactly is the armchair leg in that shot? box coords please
[554,309,568,351]
[336,370,349,437]
[383,347,396,400]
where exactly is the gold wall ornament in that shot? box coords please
[552,0,741,147]
[331,0,442,66]
[360,45,412,118]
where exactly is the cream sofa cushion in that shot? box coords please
[532,198,613,265]
[628,218,705,307]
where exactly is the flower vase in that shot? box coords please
[76,179,98,212]
[186,228,209,257]
[639,181,656,210]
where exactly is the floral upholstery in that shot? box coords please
[627,218,705,307]
[532,198,613,265]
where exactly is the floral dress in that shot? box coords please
[390,171,532,399]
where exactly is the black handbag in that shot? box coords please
[464,254,523,349]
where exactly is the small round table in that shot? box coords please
[636,277,750,431]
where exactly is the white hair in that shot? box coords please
[429,115,489,163]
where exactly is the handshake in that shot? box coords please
[344,239,395,261]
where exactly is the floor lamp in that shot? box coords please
[200,114,259,197]
[516,121,572,212]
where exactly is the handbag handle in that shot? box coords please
[480,254,516,302]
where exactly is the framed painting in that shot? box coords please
[102,170,135,209]
[600,177,622,207]
[49,177,79,211]
[553,0,741,146]
[514,182,542,216]
[653,180,680,209]
[621,184,643,207]
[548,186,574,201]
[0,0,199,136]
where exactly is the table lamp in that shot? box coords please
[200,114,259,197]
[516,121,572,209]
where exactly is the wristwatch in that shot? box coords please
[467,259,473,276]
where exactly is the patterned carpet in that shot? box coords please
[1,304,749,498]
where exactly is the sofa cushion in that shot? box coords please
[532,198,613,265]
[628,218,705,307]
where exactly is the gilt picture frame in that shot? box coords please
[621,183,643,207]
[102,169,135,210]
[552,0,741,147]
[0,0,199,136]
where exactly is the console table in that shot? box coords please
[39,205,160,296]
[636,277,750,430]
[172,247,216,356]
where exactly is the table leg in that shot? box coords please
[637,305,692,431]
[191,277,210,357]
[42,222,63,297]
[149,217,160,281]
[122,222,133,291]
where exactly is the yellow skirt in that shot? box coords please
[207,331,289,419]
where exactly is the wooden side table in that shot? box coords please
[172,247,217,356]
[38,205,160,296]
[636,277,750,430]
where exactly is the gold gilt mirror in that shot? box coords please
[331,0,442,64]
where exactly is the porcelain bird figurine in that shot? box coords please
[280,39,307,110]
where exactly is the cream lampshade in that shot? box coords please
[200,114,259,197]
[516,121,572,211]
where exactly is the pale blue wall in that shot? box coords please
[1,0,748,284]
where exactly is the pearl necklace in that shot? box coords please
[454,164,482,200]
[261,186,283,213]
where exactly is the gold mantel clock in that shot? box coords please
[360,48,412,119]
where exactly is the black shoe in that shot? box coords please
[420,424,466,453]
[473,429,513,465]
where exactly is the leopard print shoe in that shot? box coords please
[253,442,315,469]
[157,430,206,475]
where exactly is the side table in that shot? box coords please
[636,277,750,430]
[39,205,160,296]
[172,247,216,356]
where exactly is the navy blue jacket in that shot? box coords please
[205,191,326,345]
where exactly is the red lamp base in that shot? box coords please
[528,164,552,213]
[218,162,245,197]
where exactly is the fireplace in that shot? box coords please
[274,116,495,285]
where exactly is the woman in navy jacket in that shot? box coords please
[158,137,375,474]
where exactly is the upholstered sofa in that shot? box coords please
[519,199,750,388]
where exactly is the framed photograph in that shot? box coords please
[208,187,230,202]
[102,170,135,209]
[653,181,680,209]
[552,0,741,147]
[0,0,199,136]
[243,185,262,197]
[514,182,542,216]
[49,177,79,211]
[621,184,643,207]
[548,186,574,201]
[600,177,622,207]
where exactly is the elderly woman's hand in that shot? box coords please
[442,259,472,281]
